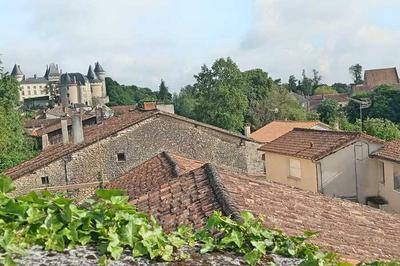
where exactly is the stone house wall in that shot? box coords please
[13,114,263,196]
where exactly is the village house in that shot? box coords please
[38,151,400,261]
[307,93,350,110]
[5,105,264,195]
[258,128,384,203]
[370,139,400,212]
[250,120,331,143]
[352,67,400,93]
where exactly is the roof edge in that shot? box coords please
[161,151,181,177]
[204,163,241,220]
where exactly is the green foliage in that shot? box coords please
[0,69,39,172]
[349,64,363,85]
[317,99,340,124]
[362,118,400,141]
[105,77,157,106]
[173,85,197,119]
[288,75,298,92]
[332,83,351,94]
[314,86,338,95]
[195,211,341,266]
[193,58,248,132]
[157,80,172,102]
[0,175,393,265]
[248,87,312,129]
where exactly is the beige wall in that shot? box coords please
[378,160,400,212]
[265,152,318,192]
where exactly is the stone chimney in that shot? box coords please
[156,103,175,114]
[61,117,69,144]
[72,112,84,144]
[244,125,251,137]
[41,134,49,151]
[143,101,157,111]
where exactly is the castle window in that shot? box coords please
[33,86,36,89]
[28,90,31,95]
[41,176,49,186]
[117,153,126,162]
[34,90,37,95]
[21,91,25,96]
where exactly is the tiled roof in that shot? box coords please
[364,67,400,88]
[109,152,400,261]
[4,106,254,179]
[308,93,350,110]
[259,128,384,161]
[251,121,330,143]
[4,109,157,179]
[371,139,400,163]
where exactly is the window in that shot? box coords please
[28,90,31,95]
[41,176,49,186]
[34,90,37,95]
[378,161,385,184]
[21,91,25,96]
[117,153,126,162]
[289,159,301,178]
[33,86,36,89]
[394,175,400,191]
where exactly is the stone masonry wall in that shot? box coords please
[13,114,263,196]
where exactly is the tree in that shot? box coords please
[105,77,157,106]
[0,61,38,172]
[363,118,400,141]
[158,79,172,102]
[312,69,322,90]
[288,75,297,92]
[316,99,340,124]
[242,69,273,102]
[332,83,351,94]
[248,87,313,129]
[349,64,363,85]
[193,58,248,132]
[173,85,197,119]
[299,69,313,96]
[314,85,338,95]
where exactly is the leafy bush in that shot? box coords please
[0,175,384,266]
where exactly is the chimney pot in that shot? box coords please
[61,118,69,144]
[244,125,251,137]
[72,112,84,144]
[42,134,50,151]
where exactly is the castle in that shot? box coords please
[11,62,109,108]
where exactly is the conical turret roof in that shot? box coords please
[48,63,60,76]
[11,64,24,76]
[94,62,105,73]
[87,65,97,80]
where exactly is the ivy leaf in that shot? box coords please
[0,175,15,194]
[251,240,266,254]
[221,230,243,248]
[95,189,123,200]
[244,249,262,266]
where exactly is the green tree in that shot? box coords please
[332,83,351,94]
[173,85,197,119]
[314,85,338,95]
[288,75,297,92]
[106,77,157,106]
[193,58,248,132]
[299,69,313,96]
[363,118,400,141]
[248,87,313,129]
[242,69,273,102]
[0,62,38,172]
[158,79,172,102]
[316,99,340,124]
[312,69,322,91]
[349,64,363,85]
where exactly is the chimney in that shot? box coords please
[95,107,104,124]
[61,118,69,144]
[34,74,37,79]
[156,103,175,114]
[143,101,157,111]
[244,125,251,137]
[42,134,49,151]
[72,112,84,144]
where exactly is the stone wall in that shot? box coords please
[13,114,263,196]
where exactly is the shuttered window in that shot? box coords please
[289,159,301,178]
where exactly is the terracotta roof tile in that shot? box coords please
[108,152,400,261]
[308,93,350,110]
[251,121,330,143]
[259,128,384,161]
[371,139,400,163]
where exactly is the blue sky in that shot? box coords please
[1,0,400,91]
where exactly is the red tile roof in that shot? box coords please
[107,152,400,261]
[308,93,350,110]
[259,128,384,161]
[5,106,255,179]
[251,121,330,143]
[371,139,400,163]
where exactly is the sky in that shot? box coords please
[1,0,400,91]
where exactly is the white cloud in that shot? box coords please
[2,0,400,90]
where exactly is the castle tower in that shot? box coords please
[94,62,106,97]
[87,65,103,99]
[46,63,61,82]
[92,62,109,105]
[11,64,24,82]
[60,72,78,107]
